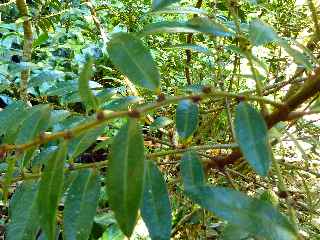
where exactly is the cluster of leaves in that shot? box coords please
[0,0,320,239]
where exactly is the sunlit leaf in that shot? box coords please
[107,118,145,237]
[234,102,272,176]
[141,161,172,240]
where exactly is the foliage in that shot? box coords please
[0,0,320,239]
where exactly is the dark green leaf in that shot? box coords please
[186,186,297,240]
[7,181,40,240]
[107,33,160,91]
[181,151,205,189]
[234,102,272,176]
[176,100,199,140]
[79,58,98,111]
[152,0,182,10]
[68,125,105,161]
[107,119,145,237]
[141,18,233,37]
[141,161,172,240]
[38,141,67,240]
[63,169,100,240]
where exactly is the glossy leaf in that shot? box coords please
[234,102,272,176]
[107,119,145,237]
[142,18,233,37]
[152,0,182,10]
[249,19,279,46]
[185,186,297,240]
[141,161,172,240]
[176,100,199,140]
[38,141,67,240]
[7,181,40,240]
[181,151,205,189]
[79,58,98,111]
[107,33,160,91]
[63,169,100,240]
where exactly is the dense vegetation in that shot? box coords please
[0,0,320,239]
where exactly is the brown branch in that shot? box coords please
[16,0,33,101]
[184,0,203,85]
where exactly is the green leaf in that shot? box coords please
[102,96,142,111]
[63,169,101,240]
[151,6,208,15]
[176,100,199,140]
[186,186,297,240]
[107,119,145,237]
[141,18,233,37]
[79,58,98,111]
[15,105,51,144]
[141,161,172,240]
[38,141,67,240]
[0,101,27,136]
[167,44,214,56]
[278,40,313,70]
[249,19,279,46]
[15,105,51,166]
[150,116,173,131]
[7,181,40,240]
[68,125,105,161]
[33,32,49,48]
[181,151,205,189]
[152,0,182,10]
[107,33,160,91]
[234,102,272,176]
